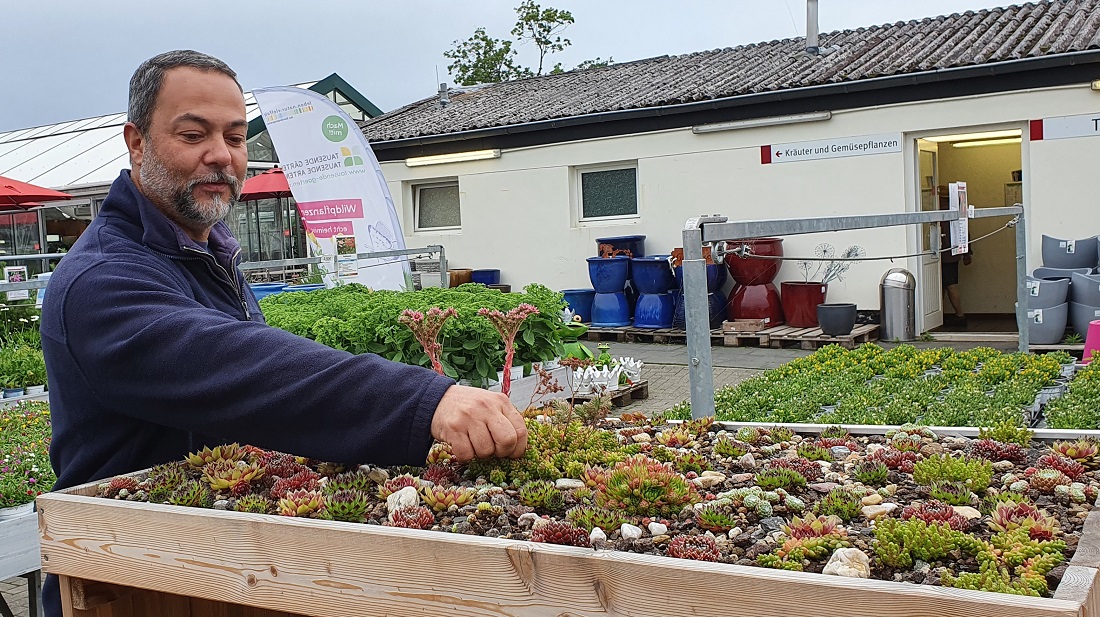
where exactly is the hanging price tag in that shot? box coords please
[1027,309,1044,324]
[1026,280,1041,296]
[1066,240,1076,254]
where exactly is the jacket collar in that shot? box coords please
[101,170,242,265]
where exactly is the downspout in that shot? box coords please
[806,0,820,55]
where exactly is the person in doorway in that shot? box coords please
[940,221,973,327]
[38,50,528,617]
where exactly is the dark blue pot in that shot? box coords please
[595,235,646,258]
[561,288,596,323]
[674,263,724,294]
[634,293,674,328]
[284,284,325,293]
[672,290,726,329]
[249,283,287,301]
[471,269,501,285]
[631,256,675,295]
[591,292,631,327]
[587,256,630,293]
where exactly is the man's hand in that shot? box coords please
[963,254,973,266]
[430,385,528,462]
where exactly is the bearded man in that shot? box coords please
[39,50,527,616]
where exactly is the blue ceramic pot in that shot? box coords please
[591,292,631,327]
[595,235,646,258]
[249,283,287,301]
[672,291,726,329]
[674,263,724,294]
[631,256,675,295]
[561,288,596,323]
[471,269,501,285]
[633,293,674,329]
[587,256,630,293]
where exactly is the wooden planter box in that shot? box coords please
[36,466,1100,617]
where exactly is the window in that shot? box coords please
[579,164,638,220]
[414,181,461,230]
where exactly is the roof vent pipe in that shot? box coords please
[806,0,820,55]
[438,83,450,108]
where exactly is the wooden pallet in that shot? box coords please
[582,327,725,345]
[722,325,790,347]
[766,323,880,350]
[569,379,650,407]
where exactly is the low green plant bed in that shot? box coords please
[0,400,54,509]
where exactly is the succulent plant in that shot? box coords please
[580,465,607,489]
[980,491,1030,514]
[167,480,214,508]
[989,501,1060,540]
[674,451,711,474]
[146,462,189,502]
[422,464,460,487]
[277,489,325,517]
[873,518,965,568]
[566,505,625,532]
[387,505,436,530]
[270,470,322,500]
[323,470,373,495]
[888,433,923,453]
[530,520,591,547]
[186,443,246,468]
[768,426,795,443]
[519,480,564,510]
[735,426,767,445]
[753,467,807,492]
[667,534,720,562]
[103,476,139,499]
[1028,468,1071,494]
[869,448,919,474]
[1035,454,1087,482]
[813,487,862,521]
[913,454,992,493]
[784,514,846,539]
[264,453,310,481]
[1050,439,1100,468]
[819,425,850,441]
[796,442,831,462]
[376,474,421,500]
[319,489,372,523]
[201,460,265,496]
[767,457,823,481]
[682,416,715,437]
[694,502,739,533]
[967,439,1027,464]
[928,480,972,506]
[420,485,477,512]
[886,423,937,440]
[234,494,275,514]
[759,517,849,571]
[853,460,890,486]
[425,442,454,466]
[596,455,699,518]
[977,421,1033,447]
[713,437,749,459]
[655,426,697,449]
[901,499,970,531]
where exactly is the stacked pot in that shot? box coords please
[724,238,785,326]
[1027,234,1099,344]
[630,256,676,329]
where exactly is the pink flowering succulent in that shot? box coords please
[478,303,540,396]
[398,307,458,376]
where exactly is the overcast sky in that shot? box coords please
[1,0,1005,132]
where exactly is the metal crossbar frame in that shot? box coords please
[681,205,1026,420]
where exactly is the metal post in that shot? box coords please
[436,244,448,276]
[682,221,718,420]
[1015,209,1029,353]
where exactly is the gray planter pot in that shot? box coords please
[1041,234,1099,270]
[1070,271,1100,306]
[816,303,857,336]
[1025,302,1069,345]
[1026,276,1070,309]
[1069,301,1100,338]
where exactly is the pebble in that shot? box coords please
[951,506,981,520]
[729,473,755,484]
[865,444,887,455]
[386,486,419,513]
[738,453,756,469]
[728,527,743,539]
[692,473,726,489]
[809,482,839,493]
[213,499,228,510]
[992,461,1016,472]
[861,493,883,506]
[913,560,931,575]
[631,433,652,443]
[830,446,852,459]
[862,503,898,520]
[590,527,607,543]
[759,516,786,534]
[517,512,540,528]
[919,443,945,457]
[652,534,671,545]
[368,468,389,484]
[555,479,585,490]
[822,548,871,578]
[621,523,644,540]
[883,484,898,496]
[648,522,669,536]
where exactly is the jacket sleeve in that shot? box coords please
[55,259,453,467]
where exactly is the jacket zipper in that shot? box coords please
[154,247,252,321]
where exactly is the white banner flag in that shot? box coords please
[252,87,410,290]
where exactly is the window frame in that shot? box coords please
[412,179,462,232]
[574,162,640,223]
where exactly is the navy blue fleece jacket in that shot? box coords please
[39,170,453,615]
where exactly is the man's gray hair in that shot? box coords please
[128,50,242,134]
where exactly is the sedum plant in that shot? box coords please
[596,455,699,518]
[913,454,992,493]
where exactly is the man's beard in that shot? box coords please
[139,145,241,229]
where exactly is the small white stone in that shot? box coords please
[862,503,898,520]
[728,527,743,539]
[620,523,644,540]
[823,548,872,578]
[590,527,607,543]
[555,478,586,490]
[992,461,1015,472]
[738,453,756,469]
[952,506,982,520]
[213,499,228,510]
[518,512,540,528]
[368,468,389,484]
[865,444,887,455]
[861,493,883,506]
[386,486,419,513]
[692,473,726,489]
[648,522,668,536]
[631,433,653,443]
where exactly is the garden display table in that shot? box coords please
[36,469,1100,617]
[0,509,43,617]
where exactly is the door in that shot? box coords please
[918,147,943,330]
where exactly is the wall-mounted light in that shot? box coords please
[691,111,832,134]
[405,149,501,167]
[925,130,1020,142]
[951,137,1022,148]
[1091,79,1100,91]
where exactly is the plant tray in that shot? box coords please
[568,379,650,408]
[37,464,1100,617]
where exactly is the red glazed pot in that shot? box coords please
[728,283,784,326]
[724,238,784,286]
[781,281,828,328]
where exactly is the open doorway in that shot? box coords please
[916,129,1022,333]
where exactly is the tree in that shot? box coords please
[444,2,612,86]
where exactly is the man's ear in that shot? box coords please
[122,122,145,169]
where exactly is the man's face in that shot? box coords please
[127,67,248,231]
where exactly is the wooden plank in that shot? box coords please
[0,510,40,580]
[1052,566,1100,613]
[70,579,134,611]
[38,493,1086,617]
[1071,508,1100,569]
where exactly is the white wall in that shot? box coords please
[381,84,1100,324]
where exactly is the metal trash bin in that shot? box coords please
[880,268,916,341]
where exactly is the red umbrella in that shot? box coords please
[0,201,44,213]
[239,167,291,201]
[0,175,73,206]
